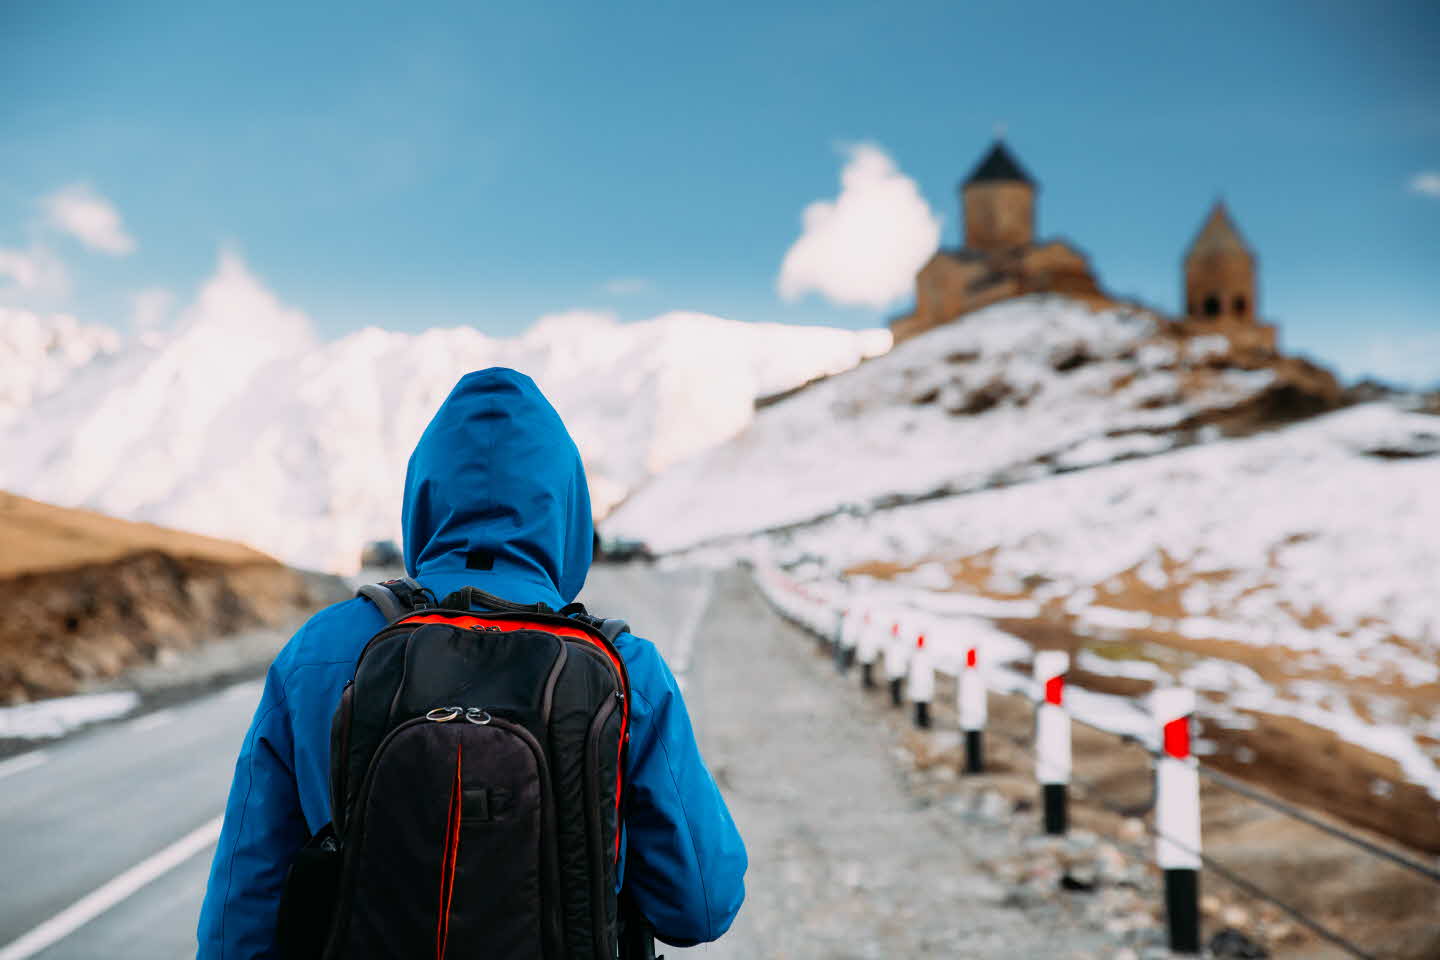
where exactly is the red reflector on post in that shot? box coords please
[916,633,925,650]
[1163,716,1190,759]
[966,648,977,668]
[1044,675,1064,705]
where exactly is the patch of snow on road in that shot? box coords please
[0,691,139,740]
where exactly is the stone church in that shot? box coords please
[890,140,1275,352]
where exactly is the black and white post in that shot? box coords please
[814,594,832,654]
[908,631,933,728]
[829,607,846,662]
[835,607,857,673]
[884,620,906,708]
[857,611,879,689]
[959,642,986,773]
[1153,687,1202,955]
[1034,650,1070,836]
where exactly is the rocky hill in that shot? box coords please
[0,492,344,703]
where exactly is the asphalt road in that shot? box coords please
[0,564,1103,959]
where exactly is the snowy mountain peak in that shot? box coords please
[176,251,317,354]
[0,308,120,425]
[0,261,888,573]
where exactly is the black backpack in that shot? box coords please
[278,577,656,960]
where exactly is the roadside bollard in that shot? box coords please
[1153,687,1202,955]
[857,612,879,689]
[959,642,987,774]
[815,595,833,654]
[1034,650,1070,835]
[884,621,906,707]
[837,609,862,673]
[909,632,933,728]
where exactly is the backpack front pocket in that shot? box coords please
[337,712,558,960]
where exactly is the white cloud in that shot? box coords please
[1408,172,1440,198]
[778,143,941,309]
[603,276,654,296]
[44,184,136,256]
[0,244,69,297]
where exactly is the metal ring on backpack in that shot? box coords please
[464,708,492,725]
[425,706,463,722]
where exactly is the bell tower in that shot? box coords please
[961,141,1036,253]
[1184,202,1257,322]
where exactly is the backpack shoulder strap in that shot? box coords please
[356,576,432,621]
[597,618,630,643]
[561,601,631,642]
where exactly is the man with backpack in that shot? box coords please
[197,367,747,958]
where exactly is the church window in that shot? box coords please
[1233,294,1248,317]
[1203,295,1221,317]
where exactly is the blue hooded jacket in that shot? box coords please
[197,368,746,957]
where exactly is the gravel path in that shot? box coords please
[674,567,1113,959]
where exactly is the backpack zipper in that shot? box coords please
[584,690,624,954]
[327,709,563,959]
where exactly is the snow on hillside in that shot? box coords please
[0,308,120,426]
[609,293,1439,807]
[705,404,1440,801]
[759,403,1439,674]
[0,255,888,572]
[607,296,1287,551]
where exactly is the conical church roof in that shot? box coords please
[1185,202,1253,262]
[963,141,1035,187]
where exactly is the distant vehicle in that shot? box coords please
[594,534,655,564]
[359,538,403,569]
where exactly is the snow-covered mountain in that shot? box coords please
[607,295,1339,551]
[0,254,889,572]
[0,308,120,426]
[608,295,1439,827]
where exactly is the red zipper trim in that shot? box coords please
[399,612,631,864]
[436,742,462,960]
[398,612,598,641]
[612,710,627,862]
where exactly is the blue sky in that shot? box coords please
[2,1,1437,383]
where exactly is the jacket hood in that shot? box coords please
[402,368,592,606]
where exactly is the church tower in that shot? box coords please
[961,141,1036,253]
[1184,202,1257,322]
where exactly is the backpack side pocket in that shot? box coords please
[277,823,341,960]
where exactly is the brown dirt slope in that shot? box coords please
[0,492,343,703]
[0,491,274,577]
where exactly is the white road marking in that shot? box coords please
[128,709,176,733]
[0,815,223,960]
[670,571,715,679]
[0,750,49,782]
